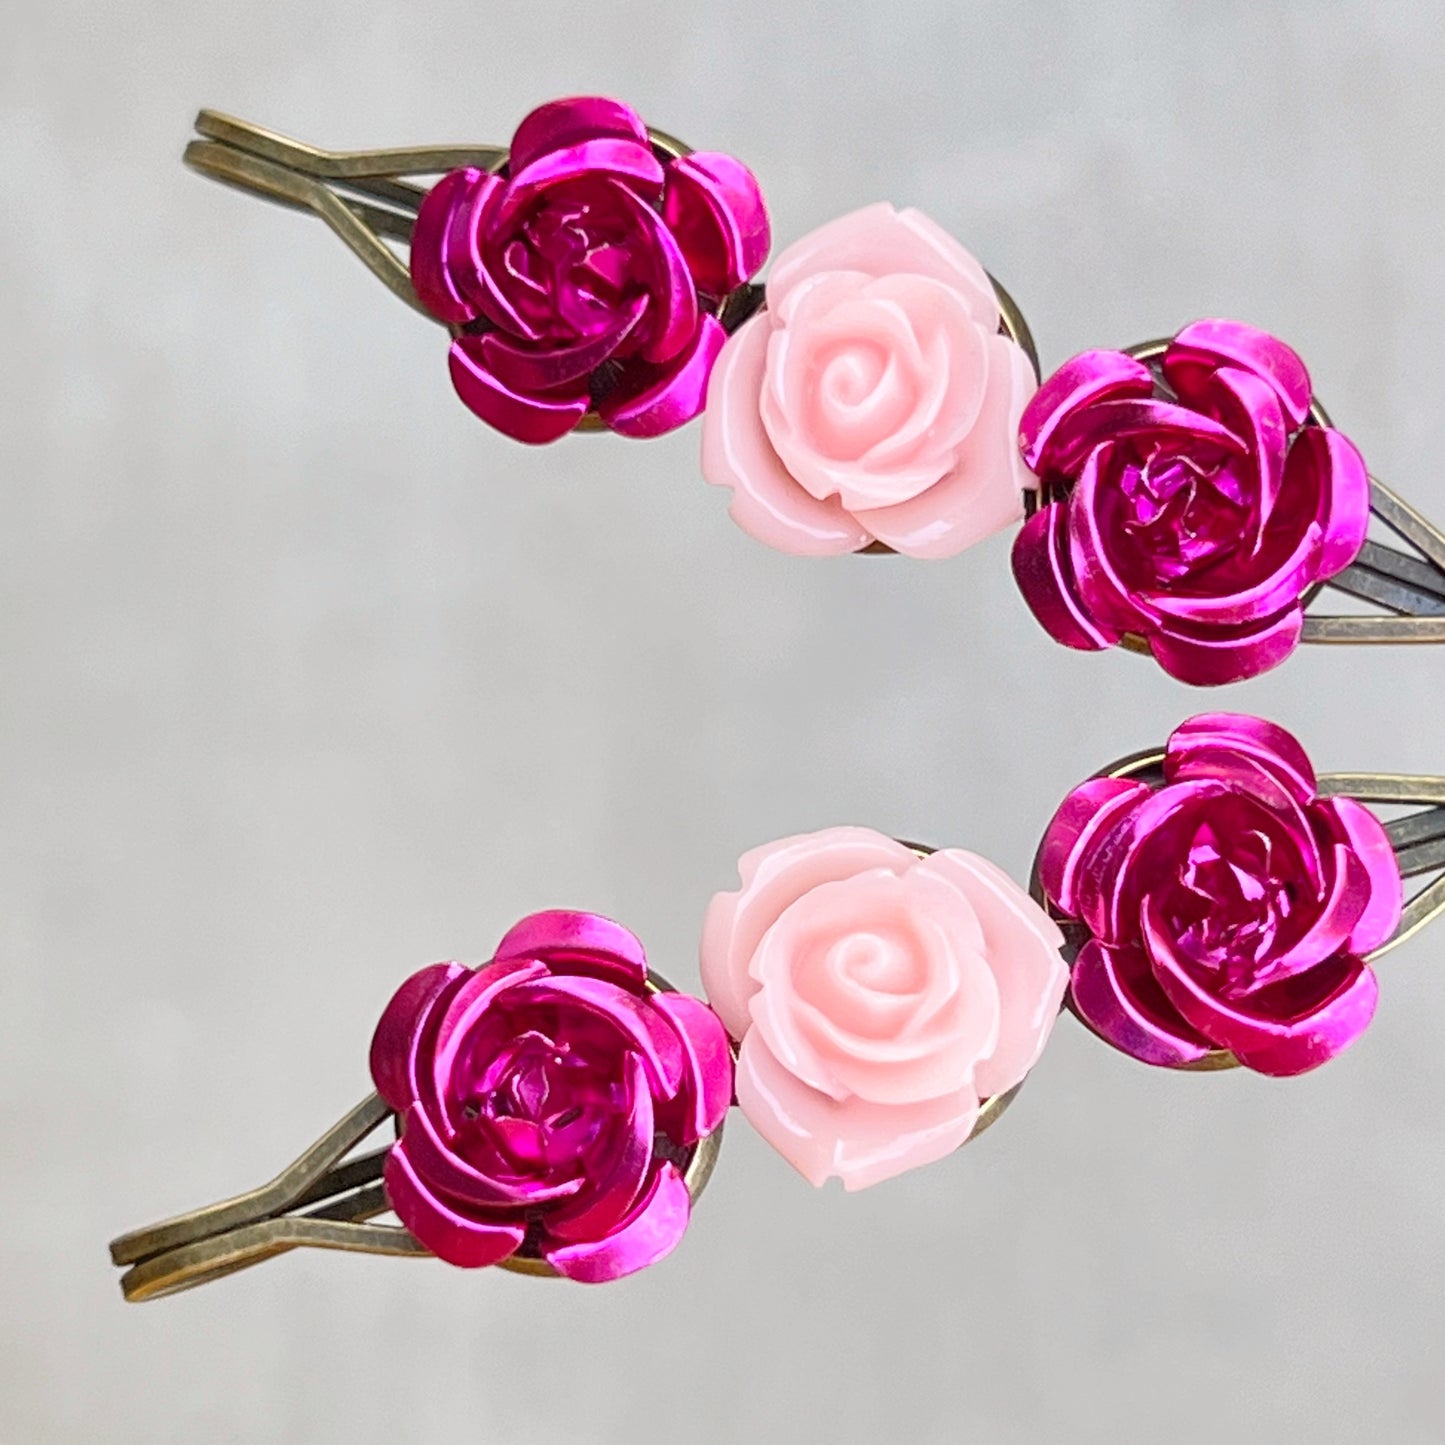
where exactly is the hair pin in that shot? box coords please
[109,762,1433,1306]
[112,756,1437,1301]
[186,99,1443,685]
[110,834,1068,1299]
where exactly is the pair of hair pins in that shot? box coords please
[111,97,1445,1301]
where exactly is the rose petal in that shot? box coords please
[448,337,592,444]
[543,1161,691,1282]
[1139,513,1323,629]
[852,333,1035,560]
[735,1030,980,1191]
[1265,844,1373,979]
[700,828,921,1042]
[765,203,998,323]
[598,314,726,438]
[1206,365,1291,534]
[508,96,651,175]
[1229,963,1379,1077]
[429,958,551,1113]
[1018,350,1156,476]
[1069,780,1232,947]
[499,138,665,227]
[1290,426,1371,577]
[1012,502,1122,651]
[662,150,771,295]
[1148,607,1305,686]
[410,168,500,325]
[1143,894,1376,1072]
[493,909,650,989]
[383,1146,525,1268]
[918,850,1068,1099]
[1314,797,1403,955]
[1037,776,1152,919]
[700,313,872,555]
[1067,447,1153,633]
[1164,713,1319,807]
[1164,320,1313,428]
[650,991,735,1143]
[543,1054,655,1243]
[759,276,988,511]
[369,963,470,1112]
[397,1103,583,1208]
[607,183,699,363]
[745,867,998,1105]
[1069,940,1215,1068]
[502,976,686,1097]
[478,293,649,392]
[1038,398,1246,482]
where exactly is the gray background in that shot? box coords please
[4,1,1444,1440]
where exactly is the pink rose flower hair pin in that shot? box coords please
[186,107,1444,674]
[111,787,1439,1301]
[1035,713,1445,1075]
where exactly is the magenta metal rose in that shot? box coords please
[410,98,770,443]
[109,911,732,1300]
[1013,322,1373,684]
[1036,714,1405,1075]
[370,910,732,1281]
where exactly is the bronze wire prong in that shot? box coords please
[1030,754,1445,1073]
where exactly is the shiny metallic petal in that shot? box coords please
[1164,319,1313,427]
[447,337,591,444]
[383,1145,525,1269]
[492,909,651,987]
[1070,940,1214,1068]
[662,150,772,295]
[543,1163,692,1283]
[1011,503,1122,651]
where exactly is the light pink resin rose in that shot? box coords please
[700,828,1067,1189]
[700,203,1038,558]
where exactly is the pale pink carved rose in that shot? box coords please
[700,203,1038,558]
[700,828,1067,1189]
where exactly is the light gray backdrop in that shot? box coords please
[4,2,1444,1441]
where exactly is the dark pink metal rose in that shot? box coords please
[409,96,769,443]
[1013,321,1371,685]
[369,910,733,1282]
[1039,714,1402,1076]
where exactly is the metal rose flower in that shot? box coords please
[1039,714,1403,1076]
[1012,320,1372,684]
[369,910,733,1282]
[408,96,769,443]
[702,204,1039,557]
[700,828,1067,1190]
